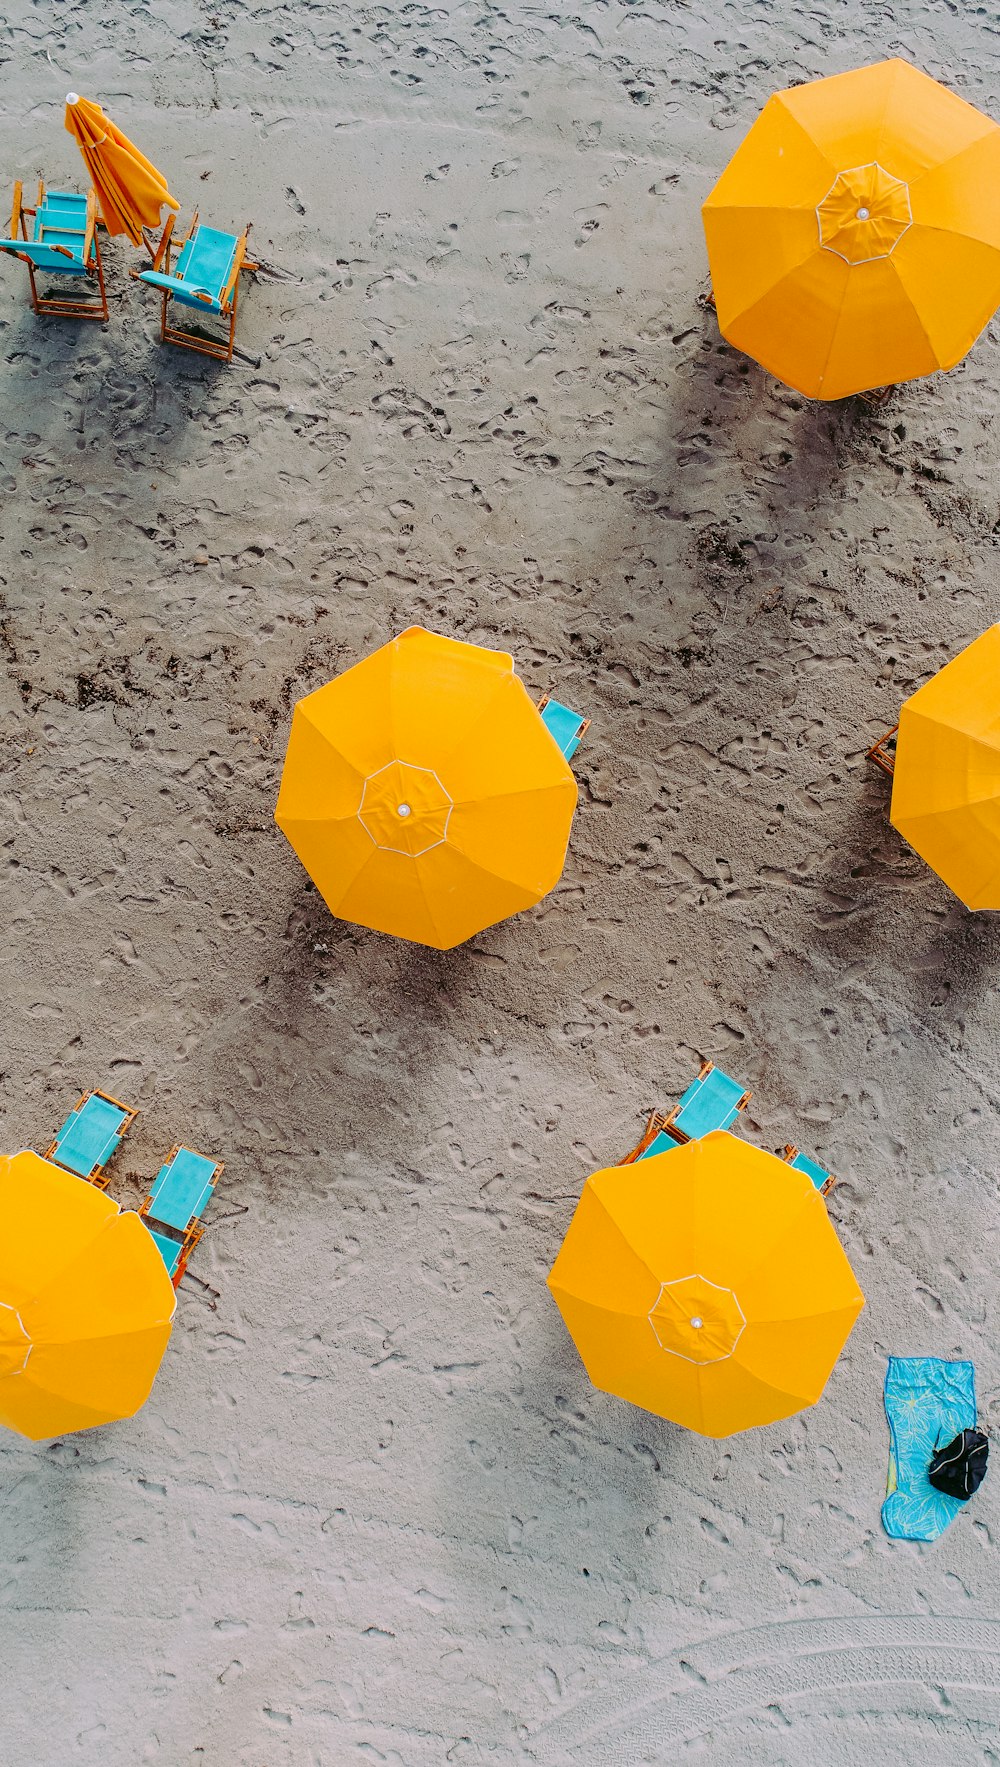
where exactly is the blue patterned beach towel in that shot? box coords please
[882,1356,977,1543]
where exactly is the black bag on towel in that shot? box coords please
[928,1429,989,1501]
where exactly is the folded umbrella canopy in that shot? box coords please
[890,624,1000,909]
[275,626,578,948]
[0,1150,176,1440]
[548,1132,864,1437]
[64,93,178,247]
[703,59,1000,399]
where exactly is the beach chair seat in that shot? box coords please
[619,1062,751,1163]
[139,1144,223,1286]
[45,1089,137,1187]
[663,1061,750,1145]
[782,1145,835,1195]
[136,211,252,362]
[538,695,590,761]
[0,182,107,318]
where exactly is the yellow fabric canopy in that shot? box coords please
[0,1151,176,1440]
[548,1132,864,1437]
[64,93,178,246]
[890,623,1000,909]
[703,59,1000,398]
[275,626,578,949]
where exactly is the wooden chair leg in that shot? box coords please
[868,724,898,776]
[227,278,239,363]
[161,288,168,343]
[93,237,108,320]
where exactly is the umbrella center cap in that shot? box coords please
[649,1275,746,1365]
[359,761,453,857]
[817,162,911,265]
[0,1300,31,1377]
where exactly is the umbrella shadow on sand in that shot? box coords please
[662,305,932,570]
[777,762,1000,1034]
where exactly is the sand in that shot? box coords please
[2,3,1000,1763]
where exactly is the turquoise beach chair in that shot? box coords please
[621,1062,751,1163]
[139,1144,224,1286]
[136,209,252,362]
[538,695,590,761]
[45,1089,137,1188]
[782,1145,836,1195]
[0,182,108,319]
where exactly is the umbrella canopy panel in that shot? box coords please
[0,1150,176,1440]
[891,623,1000,909]
[548,1132,864,1437]
[275,626,578,949]
[703,59,1000,398]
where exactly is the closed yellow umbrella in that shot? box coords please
[890,624,1000,909]
[548,1133,864,1437]
[64,93,178,247]
[275,626,578,949]
[703,59,1000,398]
[0,1151,176,1440]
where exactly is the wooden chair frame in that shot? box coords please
[868,722,898,777]
[10,181,108,320]
[44,1087,138,1189]
[782,1144,836,1196]
[855,385,895,410]
[150,211,253,363]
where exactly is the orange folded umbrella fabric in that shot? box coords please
[64,92,178,246]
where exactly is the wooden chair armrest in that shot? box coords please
[220,232,249,312]
[84,190,96,263]
[150,211,175,272]
[10,180,21,242]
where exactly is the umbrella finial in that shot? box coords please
[66,91,80,105]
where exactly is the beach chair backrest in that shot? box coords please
[788,1150,834,1193]
[52,1092,129,1178]
[183,226,238,301]
[539,697,588,761]
[148,1146,220,1233]
[33,190,88,269]
[671,1065,747,1140]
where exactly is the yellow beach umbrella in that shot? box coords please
[275,626,578,949]
[64,93,178,247]
[548,1132,864,1437]
[890,624,1000,909]
[703,59,1000,399]
[0,1151,176,1440]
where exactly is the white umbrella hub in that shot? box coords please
[359,760,454,857]
[818,161,912,264]
[649,1274,747,1365]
